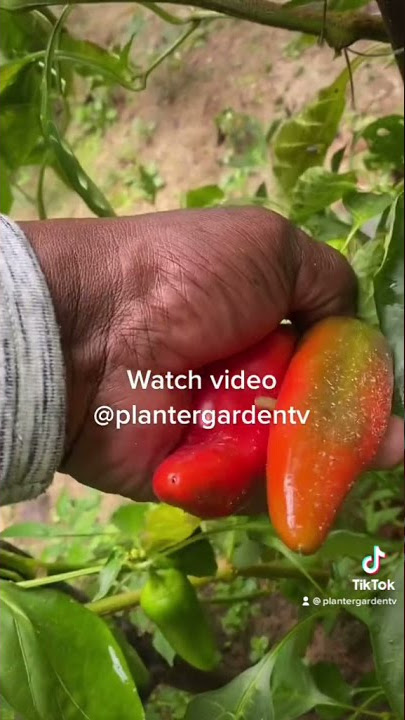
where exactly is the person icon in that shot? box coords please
[302,596,310,607]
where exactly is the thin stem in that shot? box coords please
[89,588,142,615]
[16,564,104,589]
[334,697,390,719]
[320,0,327,45]
[0,568,22,582]
[36,6,57,24]
[136,19,202,90]
[37,161,48,219]
[12,182,37,206]
[204,589,271,604]
[155,518,327,591]
[88,560,328,615]
[157,518,271,561]
[348,691,385,720]
[344,47,356,110]
[352,686,383,696]
[348,45,404,58]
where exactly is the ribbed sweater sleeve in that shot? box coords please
[0,215,65,504]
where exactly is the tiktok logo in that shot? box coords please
[362,546,387,575]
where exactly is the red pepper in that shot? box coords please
[267,317,394,554]
[153,327,297,518]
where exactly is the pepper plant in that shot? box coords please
[0,1,404,719]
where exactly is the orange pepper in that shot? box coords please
[267,317,394,554]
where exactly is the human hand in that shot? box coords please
[21,207,403,500]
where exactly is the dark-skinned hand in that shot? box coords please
[21,208,403,502]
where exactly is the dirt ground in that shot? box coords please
[3,3,403,714]
[13,3,403,220]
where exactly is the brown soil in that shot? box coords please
[13,3,403,220]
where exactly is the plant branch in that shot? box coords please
[87,561,329,615]
[3,0,388,51]
[203,589,271,603]
[0,548,94,579]
[140,0,387,50]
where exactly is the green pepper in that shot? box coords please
[140,568,219,671]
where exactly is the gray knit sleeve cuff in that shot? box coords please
[0,215,65,504]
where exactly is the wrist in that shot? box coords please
[19,218,114,457]
[0,216,65,501]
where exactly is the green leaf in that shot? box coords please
[108,624,151,695]
[185,651,276,720]
[233,534,262,568]
[350,237,385,325]
[0,102,42,169]
[315,530,401,561]
[58,34,141,89]
[185,184,225,208]
[141,505,200,553]
[0,12,142,93]
[271,634,332,720]
[255,181,268,199]
[361,115,404,172]
[290,168,357,222]
[344,191,393,230]
[111,503,153,538]
[152,628,177,667]
[330,145,345,173]
[282,32,316,59]
[0,590,60,719]
[0,62,43,170]
[0,581,144,719]
[169,532,217,577]
[264,535,324,594]
[0,156,13,212]
[370,561,404,719]
[137,164,165,204]
[0,696,16,720]
[185,614,330,720]
[0,9,49,57]
[0,522,55,538]
[272,61,361,194]
[216,108,267,168]
[311,662,352,719]
[374,193,404,414]
[343,191,393,253]
[302,210,351,245]
[0,57,35,95]
[92,548,126,601]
